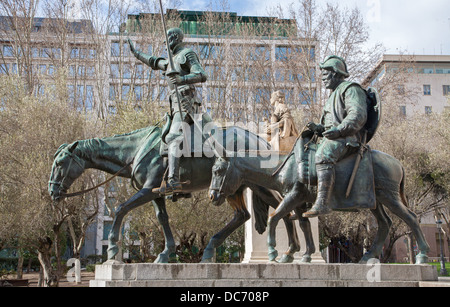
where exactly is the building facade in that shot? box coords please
[108,10,318,123]
[363,54,450,263]
[363,54,450,116]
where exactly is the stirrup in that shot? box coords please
[152,180,190,196]
[302,202,332,218]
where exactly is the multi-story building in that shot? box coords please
[363,54,450,116]
[0,16,100,114]
[108,10,319,123]
[363,54,450,263]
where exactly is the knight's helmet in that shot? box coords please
[167,27,184,50]
[319,55,350,78]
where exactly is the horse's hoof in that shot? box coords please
[107,245,119,260]
[300,255,312,263]
[279,254,295,263]
[415,253,428,264]
[268,249,278,262]
[154,254,169,263]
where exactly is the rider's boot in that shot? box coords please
[303,163,334,218]
[160,143,183,195]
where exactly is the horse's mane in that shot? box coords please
[222,125,271,151]
[111,126,159,138]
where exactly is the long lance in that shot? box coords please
[158,0,189,155]
[157,0,226,159]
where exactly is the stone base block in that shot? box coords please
[90,263,438,287]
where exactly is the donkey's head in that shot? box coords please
[48,141,85,201]
[209,157,242,206]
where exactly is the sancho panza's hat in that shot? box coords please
[319,55,350,78]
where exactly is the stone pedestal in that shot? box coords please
[242,189,324,263]
[90,263,438,287]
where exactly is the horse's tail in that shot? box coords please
[399,166,409,207]
[251,186,281,234]
[252,191,269,234]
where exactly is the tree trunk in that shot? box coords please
[16,250,23,279]
[37,237,58,287]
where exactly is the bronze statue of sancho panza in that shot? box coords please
[303,55,368,218]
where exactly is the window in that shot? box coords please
[275,46,291,61]
[3,45,14,57]
[134,85,142,101]
[48,65,55,76]
[443,85,450,96]
[86,66,95,77]
[135,64,144,79]
[110,64,119,78]
[423,85,431,95]
[109,85,116,100]
[88,49,96,59]
[31,47,39,58]
[420,68,434,74]
[399,105,406,116]
[52,48,61,59]
[425,106,432,115]
[0,63,9,74]
[121,85,130,100]
[85,85,94,111]
[69,65,76,77]
[70,47,79,58]
[111,42,120,57]
[77,65,85,77]
[39,64,47,74]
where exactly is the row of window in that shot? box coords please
[109,61,315,83]
[418,67,450,74]
[399,105,449,116]
[0,62,96,78]
[108,83,316,106]
[423,84,450,96]
[1,45,97,60]
[111,41,315,62]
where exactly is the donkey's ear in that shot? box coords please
[68,141,79,153]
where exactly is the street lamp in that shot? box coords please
[436,219,448,276]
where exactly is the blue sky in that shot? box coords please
[176,0,450,56]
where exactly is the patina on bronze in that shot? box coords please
[209,55,430,264]
[48,125,303,263]
[303,55,373,218]
[128,22,207,195]
[209,140,431,264]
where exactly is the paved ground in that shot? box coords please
[7,271,96,287]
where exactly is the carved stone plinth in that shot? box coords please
[90,263,438,287]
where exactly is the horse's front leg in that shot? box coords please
[107,188,155,262]
[152,197,176,263]
[267,191,299,262]
[277,215,300,263]
[201,191,250,263]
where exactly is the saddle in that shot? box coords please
[295,136,376,211]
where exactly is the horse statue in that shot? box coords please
[48,124,301,263]
[209,140,431,264]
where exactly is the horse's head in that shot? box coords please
[48,141,85,201]
[209,157,241,206]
